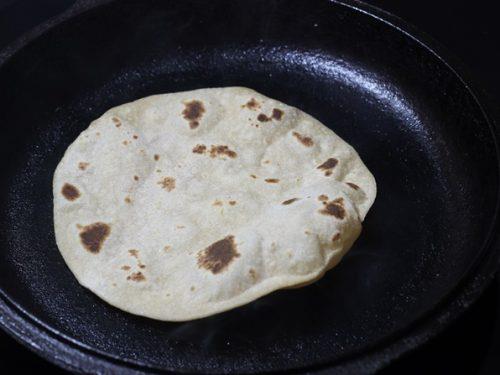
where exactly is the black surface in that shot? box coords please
[0,0,499,373]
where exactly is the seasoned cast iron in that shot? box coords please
[0,0,499,373]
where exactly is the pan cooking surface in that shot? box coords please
[0,0,498,372]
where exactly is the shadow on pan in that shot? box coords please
[0,0,499,373]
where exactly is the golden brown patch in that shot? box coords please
[263,160,271,164]
[229,200,237,206]
[272,108,284,120]
[158,177,176,191]
[265,178,280,183]
[164,245,172,252]
[192,144,207,154]
[121,265,131,271]
[154,154,160,161]
[332,233,341,242]
[257,113,271,122]
[78,162,90,171]
[209,145,237,159]
[124,196,132,204]
[320,198,346,219]
[347,182,360,190]
[197,235,240,274]
[318,194,329,202]
[122,140,129,146]
[213,200,223,206]
[317,158,338,176]
[127,272,145,282]
[176,225,186,229]
[282,198,299,205]
[182,100,205,129]
[190,286,195,291]
[61,183,80,201]
[79,222,111,254]
[134,175,139,181]
[292,131,314,147]
[128,249,139,258]
[242,98,260,109]
[112,117,121,127]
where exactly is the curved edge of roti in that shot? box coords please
[53,86,376,321]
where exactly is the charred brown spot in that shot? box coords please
[213,200,223,206]
[79,222,111,253]
[124,196,132,204]
[128,249,139,258]
[347,182,360,190]
[158,177,176,192]
[209,145,237,159]
[229,200,237,206]
[78,162,89,170]
[242,98,260,109]
[250,174,257,179]
[190,286,195,291]
[318,194,329,202]
[121,265,131,271]
[292,131,314,147]
[317,158,338,170]
[320,198,346,219]
[127,272,145,282]
[197,235,240,274]
[272,108,284,120]
[134,175,139,181]
[182,100,205,129]
[282,198,299,205]
[133,135,138,139]
[332,233,341,242]
[138,263,146,269]
[61,183,80,201]
[257,113,271,122]
[154,154,160,161]
[317,158,338,176]
[265,178,280,183]
[112,117,121,127]
[192,144,207,154]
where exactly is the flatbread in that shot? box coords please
[53,87,376,321]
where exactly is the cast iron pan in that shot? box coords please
[0,0,499,373]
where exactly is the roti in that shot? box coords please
[53,87,376,321]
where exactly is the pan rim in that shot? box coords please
[0,0,499,373]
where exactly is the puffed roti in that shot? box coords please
[53,87,376,321]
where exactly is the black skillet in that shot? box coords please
[0,0,499,373]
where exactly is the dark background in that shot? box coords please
[0,0,499,373]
